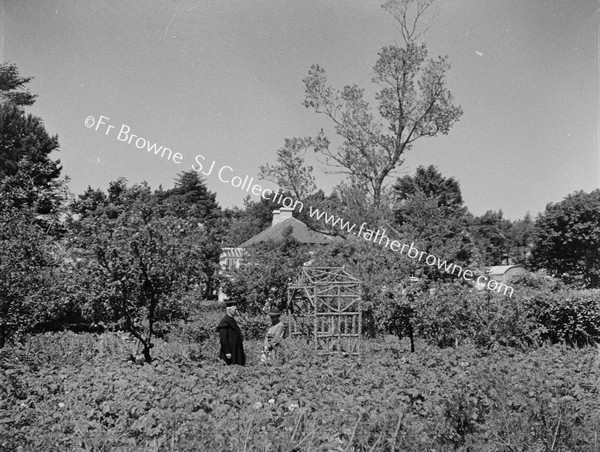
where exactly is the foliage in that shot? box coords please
[0,331,598,451]
[68,203,214,362]
[532,189,600,288]
[519,288,600,347]
[156,170,223,231]
[394,164,464,209]
[221,228,310,315]
[0,205,61,347]
[391,165,477,280]
[395,192,475,277]
[221,195,279,247]
[411,282,539,349]
[302,39,462,206]
[70,185,108,218]
[311,239,413,336]
[406,276,600,349]
[327,182,394,234]
[470,209,513,266]
[509,212,535,265]
[258,137,317,202]
[382,0,437,44]
[157,171,224,296]
[71,174,223,298]
[0,63,63,216]
[0,62,37,106]
[372,282,425,352]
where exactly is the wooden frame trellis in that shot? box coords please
[287,266,362,356]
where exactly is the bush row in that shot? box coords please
[370,275,600,350]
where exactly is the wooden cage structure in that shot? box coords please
[287,266,362,356]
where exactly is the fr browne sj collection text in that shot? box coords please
[84,114,270,194]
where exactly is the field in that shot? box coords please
[1,306,600,452]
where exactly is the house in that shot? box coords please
[219,247,245,272]
[217,207,344,301]
[238,207,343,248]
[220,207,343,270]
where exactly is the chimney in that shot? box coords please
[271,207,294,226]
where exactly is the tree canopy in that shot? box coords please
[0,63,62,215]
[302,39,462,207]
[532,190,600,288]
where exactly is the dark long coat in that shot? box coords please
[217,315,245,366]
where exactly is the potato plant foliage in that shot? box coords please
[1,329,599,451]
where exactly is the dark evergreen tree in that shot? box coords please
[392,165,475,279]
[0,63,62,215]
[471,210,512,266]
[394,164,463,210]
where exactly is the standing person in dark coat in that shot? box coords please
[217,300,245,366]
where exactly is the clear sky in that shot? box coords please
[5,0,598,220]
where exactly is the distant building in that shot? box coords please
[238,207,343,248]
[487,265,528,283]
[219,247,245,272]
[217,207,344,301]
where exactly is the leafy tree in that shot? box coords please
[258,137,317,202]
[222,196,276,246]
[508,213,535,265]
[221,227,310,315]
[470,210,512,266]
[0,105,62,213]
[70,186,109,218]
[302,2,462,206]
[71,174,223,299]
[159,171,222,229]
[312,183,394,236]
[71,178,152,221]
[70,202,213,362]
[311,238,414,337]
[155,172,223,297]
[532,189,600,288]
[382,0,438,44]
[0,203,57,347]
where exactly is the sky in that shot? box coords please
[4,0,598,220]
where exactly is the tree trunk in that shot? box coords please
[373,182,383,208]
[142,342,152,363]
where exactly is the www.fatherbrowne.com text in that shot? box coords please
[83,118,511,296]
[191,155,515,297]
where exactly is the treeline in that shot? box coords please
[2,61,600,359]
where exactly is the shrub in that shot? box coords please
[405,274,600,350]
[410,282,540,349]
[522,289,600,346]
[221,228,310,315]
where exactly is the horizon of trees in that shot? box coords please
[1,0,599,356]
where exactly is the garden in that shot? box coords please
[2,293,600,452]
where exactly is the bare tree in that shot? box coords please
[382,0,438,45]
